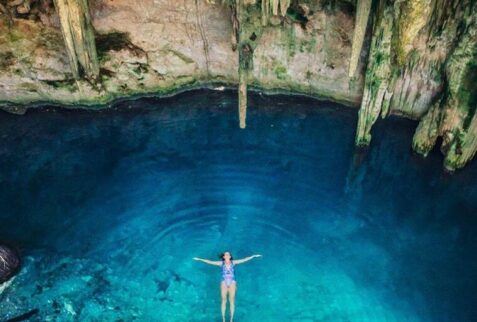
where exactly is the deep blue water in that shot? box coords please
[0,89,476,322]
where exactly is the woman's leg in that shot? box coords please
[228,283,237,322]
[221,282,228,322]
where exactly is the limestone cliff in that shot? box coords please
[0,0,362,108]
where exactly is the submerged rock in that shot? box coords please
[0,244,21,284]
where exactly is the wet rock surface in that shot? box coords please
[0,244,20,284]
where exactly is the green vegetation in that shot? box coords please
[43,79,78,92]
[460,62,477,130]
[274,63,288,80]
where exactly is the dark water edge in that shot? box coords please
[0,84,358,116]
[0,89,476,322]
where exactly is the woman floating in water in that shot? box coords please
[193,252,262,322]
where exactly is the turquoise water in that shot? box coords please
[0,90,476,322]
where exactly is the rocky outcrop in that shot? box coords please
[413,4,477,170]
[355,0,394,146]
[0,244,20,284]
[355,0,477,170]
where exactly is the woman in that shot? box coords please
[193,251,262,322]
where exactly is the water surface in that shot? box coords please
[0,90,476,321]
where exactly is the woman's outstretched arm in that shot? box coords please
[233,254,262,265]
[193,257,222,266]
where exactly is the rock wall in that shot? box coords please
[0,0,363,108]
[355,0,477,170]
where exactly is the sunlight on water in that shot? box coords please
[0,90,476,321]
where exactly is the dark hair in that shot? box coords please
[218,251,233,261]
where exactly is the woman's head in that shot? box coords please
[219,251,233,261]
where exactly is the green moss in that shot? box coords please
[274,63,288,80]
[460,62,477,129]
[304,30,317,53]
[285,25,297,57]
[98,52,111,64]
[133,64,148,74]
[430,62,443,83]
[43,79,78,92]
[394,0,430,66]
[7,30,23,43]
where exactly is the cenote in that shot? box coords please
[0,90,476,322]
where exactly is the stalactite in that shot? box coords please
[261,0,268,25]
[440,16,477,170]
[445,114,477,170]
[238,66,248,128]
[412,97,443,156]
[412,2,477,170]
[262,0,290,24]
[348,0,372,77]
[271,0,279,15]
[237,27,254,128]
[53,0,99,81]
[217,0,291,128]
[236,0,252,129]
[355,0,448,147]
[279,0,290,16]
[355,0,394,146]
